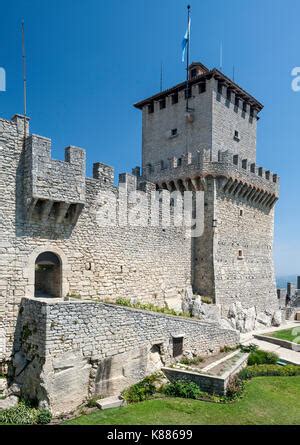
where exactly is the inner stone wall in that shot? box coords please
[13,298,239,415]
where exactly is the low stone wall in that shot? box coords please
[12,297,239,415]
[254,334,300,352]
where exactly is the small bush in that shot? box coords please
[86,397,99,408]
[163,380,202,399]
[239,364,300,380]
[0,401,52,425]
[122,375,157,403]
[36,409,52,425]
[179,356,203,366]
[225,375,245,400]
[239,344,258,353]
[220,345,238,353]
[247,350,279,366]
[201,296,213,305]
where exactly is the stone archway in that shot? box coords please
[24,246,70,298]
[35,251,62,298]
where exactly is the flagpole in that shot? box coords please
[185,5,191,112]
[21,19,27,140]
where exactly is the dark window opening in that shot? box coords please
[177,158,182,167]
[198,81,206,94]
[185,87,192,99]
[227,89,231,101]
[243,102,247,112]
[159,98,166,109]
[148,102,154,114]
[173,337,183,358]
[35,251,62,298]
[250,107,254,118]
[191,68,197,79]
[217,81,223,94]
[172,92,179,104]
[171,128,177,136]
[235,96,240,108]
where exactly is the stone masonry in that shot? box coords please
[0,60,281,413]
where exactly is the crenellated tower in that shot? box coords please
[134,62,280,331]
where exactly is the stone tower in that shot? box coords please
[134,62,280,331]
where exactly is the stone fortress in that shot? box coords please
[0,61,283,414]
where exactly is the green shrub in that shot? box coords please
[122,375,157,403]
[239,344,258,353]
[36,409,52,425]
[247,350,279,366]
[86,397,99,408]
[163,380,202,399]
[220,345,238,353]
[239,364,300,380]
[0,401,51,425]
[179,356,203,366]
[201,296,213,305]
[225,375,245,400]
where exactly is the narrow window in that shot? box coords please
[191,68,197,78]
[185,87,192,99]
[217,81,223,94]
[159,98,166,109]
[234,130,240,141]
[239,209,244,217]
[235,96,239,108]
[173,337,183,358]
[160,160,165,170]
[243,102,247,113]
[177,158,182,167]
[238,249,244,259]
[198,81,206,94]
[227,88,231,101]
[148,102,154,114]
[171,128,177,136]
[250,107,254,118]
[172,92,178,104]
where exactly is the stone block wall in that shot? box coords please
[13,298,239,415]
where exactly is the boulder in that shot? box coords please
[7,383,21,397]
[256,312,272,326]
[0,395,19,410]
[272,310,282,327]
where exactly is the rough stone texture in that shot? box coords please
[12,298,239,415]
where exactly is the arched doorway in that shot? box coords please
[35,251,62,298]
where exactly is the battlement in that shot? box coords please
[142,148,279,209]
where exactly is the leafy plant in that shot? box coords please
[201,296,213,305]
[114,298,191,318]
[239,364,300,380]
[220,345,238,353]
[36,409,52,424]
[247,350,279,366]
[0,401,52,425]
[163,380,202,399]
[122,375,157,403]
[86,396,100,408]
[225,375,245,400]
[179,356,203,366]
[239,344,258,353]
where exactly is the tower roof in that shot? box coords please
[134,64,263,111]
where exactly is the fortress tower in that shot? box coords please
[134,62,280,330]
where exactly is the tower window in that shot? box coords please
[243,102,247,113]
[159,98,166,109]
[172,336,183,357]
[160,160,166,170]
[250,107,254,118]
[185,87,192,99]
[238,250,244,259]
[234,130,240,141]
[226,88,231,101]
[148,102,154,114]
[235,96,240,108]
[217,81,223,94]
[191,68,197,78]
[198,81,206,94]
[172,92,178,104]
[177,158,182,167]
[171,128,178,136]
[239,209,244,217]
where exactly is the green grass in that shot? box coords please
[268,328,300,344]
[64,376,300,425]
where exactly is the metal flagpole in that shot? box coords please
[185,5,191,112]
[21,19,27,140]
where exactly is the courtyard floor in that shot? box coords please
[64,376,300,425]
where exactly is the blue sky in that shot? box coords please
[0,0,299,277]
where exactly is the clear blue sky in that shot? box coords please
[0,0,299,277]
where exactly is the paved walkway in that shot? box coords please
[240,321,300,365]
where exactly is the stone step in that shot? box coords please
[95,396,125,410]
